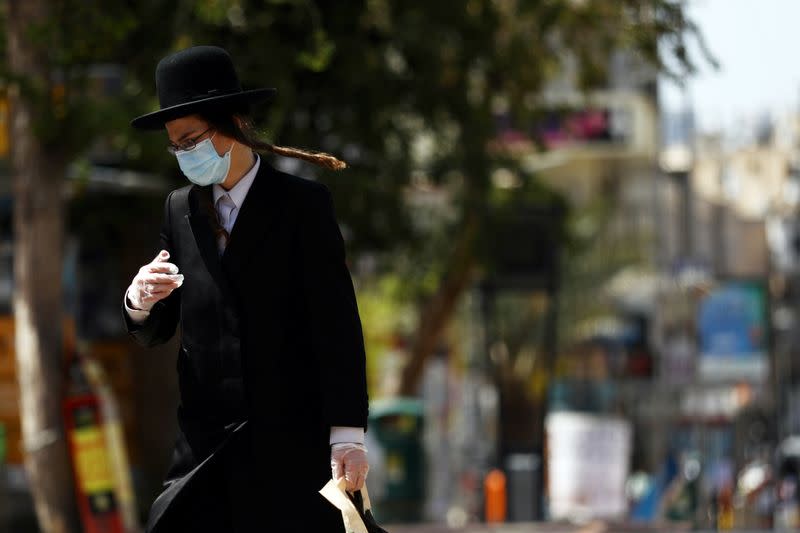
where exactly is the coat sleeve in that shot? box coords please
[122,189,182,347]
[299,184,369,430]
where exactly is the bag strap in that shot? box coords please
[170,185,192,219]
[346,490,389,533]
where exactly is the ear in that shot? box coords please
[233,114,247,130]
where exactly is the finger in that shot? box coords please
[150,279,182,292]
[346,471,364,492]
[353,472,365,491]
[143,273,184,284]
[345,467,359,491]
[142,286,174,299]
[152,250,170,263]
[331,460,344,481]
[141,282,179,298]
[142,282,170,293]
[147,262,180,275]
[142,289,176,304]
[345,468,360,492]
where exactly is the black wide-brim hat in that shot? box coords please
[131,45,276,130]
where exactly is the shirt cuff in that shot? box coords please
[124,287,150,324]
[330,426,365,445]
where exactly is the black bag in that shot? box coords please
[346,490,389,533]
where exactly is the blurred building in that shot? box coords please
[642,107,800,527]
[445,46,800,529]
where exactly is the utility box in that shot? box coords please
[368,398,425,522]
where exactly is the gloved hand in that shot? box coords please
[331,442,369,492]
[126,250,183,312]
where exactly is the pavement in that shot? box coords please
[383,522,775,533]
[385,523,686,533]
[386,525,597,533]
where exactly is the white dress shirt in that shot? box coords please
[125,154,363,445]
[211,153,260,253]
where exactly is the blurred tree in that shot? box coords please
[7,2,80,531]
[3,2,177,530]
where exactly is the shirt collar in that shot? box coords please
[212,153,260,209]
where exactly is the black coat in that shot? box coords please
[122,159,369,532]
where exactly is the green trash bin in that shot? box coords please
[368,397,425,523]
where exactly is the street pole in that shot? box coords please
[676,169,694,261]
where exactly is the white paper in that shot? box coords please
[319,478,369,533]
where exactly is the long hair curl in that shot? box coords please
[195,108,346,247]
[200,108,347,171]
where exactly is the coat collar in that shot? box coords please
[185,159,286,297]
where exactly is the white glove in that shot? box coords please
[331,442,369,492]
[126,250,183,312]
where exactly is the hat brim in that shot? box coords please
[130,88,277,130]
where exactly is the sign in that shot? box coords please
[697,280,768,382]
[546,412,631,520]
[64,395,123,533]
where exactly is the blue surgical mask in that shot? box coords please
[175,132,233,186]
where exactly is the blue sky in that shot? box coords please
[659,0,800,134]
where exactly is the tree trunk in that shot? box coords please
[398,214,479,396]
[8,1,79,532]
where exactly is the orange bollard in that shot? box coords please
[484,468,507,523]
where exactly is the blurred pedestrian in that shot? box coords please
[123,45,369,533]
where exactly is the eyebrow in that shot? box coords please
[174,128,201,144]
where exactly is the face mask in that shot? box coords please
[175,132,233,186]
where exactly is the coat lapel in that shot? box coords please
[220,160,285,278]
[186,184,231,297]
[184,160,285,295]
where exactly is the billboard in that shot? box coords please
[697,280,768,382]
